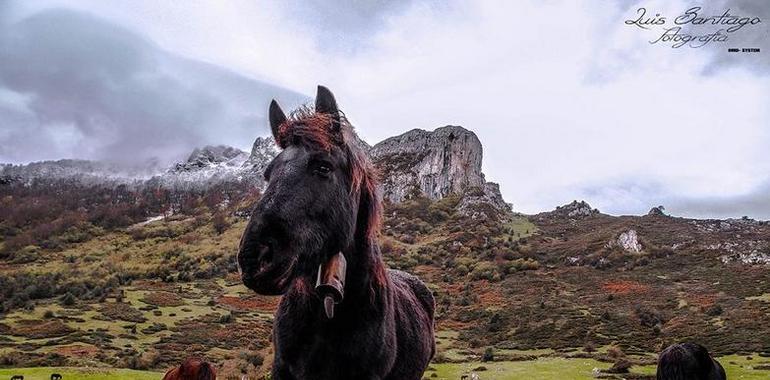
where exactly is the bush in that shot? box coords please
[607,358,632,373]
[43,310,55,318]
[482,347,495,362]
[240,351,264,367]
[212,212,231,234]
[60,292,76,306]
[470,262,497,281]
[705,304,723,316]
[219,312,235,324]
[607,346,625,359]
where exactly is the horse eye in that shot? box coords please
[312,162,332,176]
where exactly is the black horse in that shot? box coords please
[657,343,726,380]
[238,86,435,379]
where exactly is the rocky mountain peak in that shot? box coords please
[172,145,248,173]
[369,125,509,218]
[370,126,485,201]
[242,137,279,174]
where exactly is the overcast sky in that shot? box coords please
[1,0,768,219]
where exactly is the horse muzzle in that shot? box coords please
[238,220,293,295]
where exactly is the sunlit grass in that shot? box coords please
[0,367,161,380]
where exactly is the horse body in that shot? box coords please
[238,86,435,379]
[273,270,434,380]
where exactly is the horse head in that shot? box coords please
[238,86,381,317]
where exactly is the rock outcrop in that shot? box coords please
[647,206,667,216]
[550,200,600,219]
[242,137,279,175]
[171,145,248,173]
[611,230,643,253]
[370,126,485,202]
[370,126,509,217]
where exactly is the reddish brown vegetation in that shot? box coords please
[215,295,279,312]
[603,281,651,295]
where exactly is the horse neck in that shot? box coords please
[287,238,387,316]
[342,238,387,303]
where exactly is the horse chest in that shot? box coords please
[274,310,396,379]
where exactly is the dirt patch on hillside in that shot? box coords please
[216,295,279,312]
[602,281,650,295]
[12,319,74,339]
[99,302,147,323]
[58,344,99,358]
[141,291,186,307]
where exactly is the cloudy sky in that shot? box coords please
[1,0,768,219]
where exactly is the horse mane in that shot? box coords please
[276,105,386,287]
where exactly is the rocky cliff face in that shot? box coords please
[370,126,509,217]
[370,126,485,202]
[242,137,279,175]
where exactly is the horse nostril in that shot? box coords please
[258,243,273,265]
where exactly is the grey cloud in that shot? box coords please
[280,0,420,54]
[699,0,770,75]
[615,0,769,75]
[668,181,770,221]
[0,8,306,164]
[576,179,770,220]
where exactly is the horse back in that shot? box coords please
[386,269,436,379]
[389,269,435,320]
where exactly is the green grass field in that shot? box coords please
[4,355,767,380]
[427,354,770,380]
[0,367,161,380]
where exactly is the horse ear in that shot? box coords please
[315,86,339,116]
[315,86,341,133]
[269,99,287,144]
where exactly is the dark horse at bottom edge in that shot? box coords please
[237,86,435,379]
[657,343,726,380]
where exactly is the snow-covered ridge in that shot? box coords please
[0,137,279,190]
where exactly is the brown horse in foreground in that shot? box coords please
[162,357,216,380]
[238,86,435,379]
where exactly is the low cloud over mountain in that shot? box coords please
[0,8,306,165]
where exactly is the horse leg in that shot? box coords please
[271,358,296,380]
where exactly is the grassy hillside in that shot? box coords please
[1,183,769,379]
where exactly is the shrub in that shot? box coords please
[705,304,723,316]
[607,358,632,373]
[607,346,625,359]
[482,347,495,362]
[219,312,235,324]
[60,292,76,306]
[470,262,497,281]
[240,351,264,367]
[213,212,231,234]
